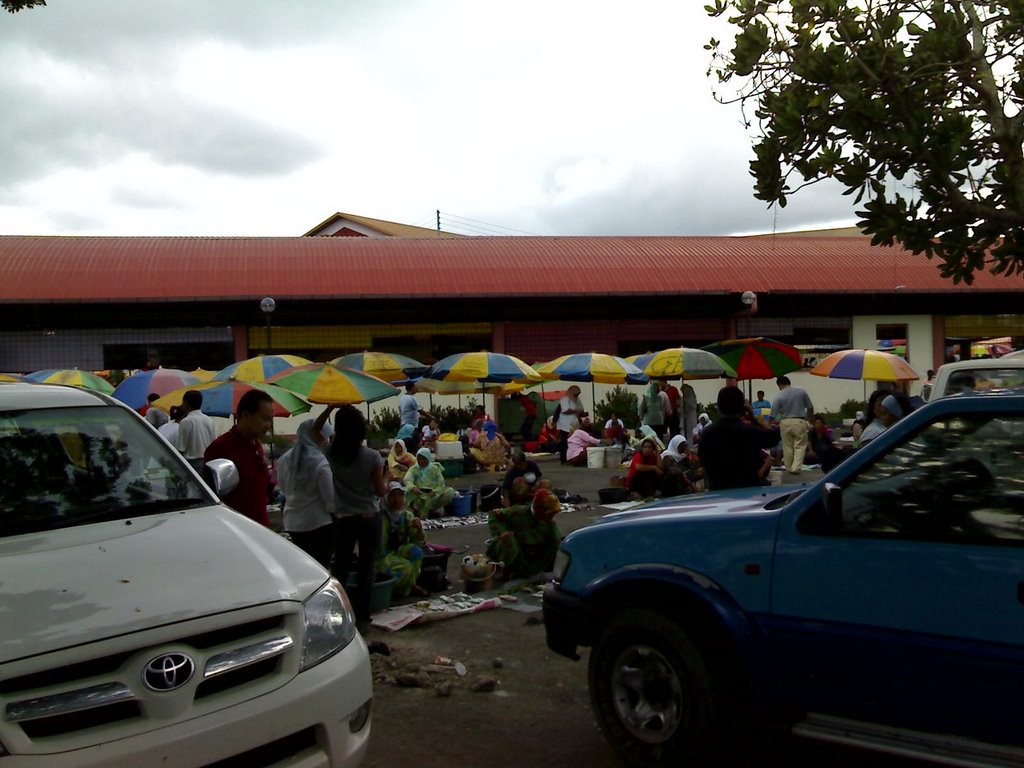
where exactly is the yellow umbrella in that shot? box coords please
[212,355,313,383]
[189,368,218,382]
[266,363,400,405]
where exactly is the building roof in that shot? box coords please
[0,235,1019,305]
[302,211,462,238]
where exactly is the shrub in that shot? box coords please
[435,405,471,434]
[371,406,401,439]
[594,386,640,429]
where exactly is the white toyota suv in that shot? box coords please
[0,382,371,767]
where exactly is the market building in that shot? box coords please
[1,215,1021,410]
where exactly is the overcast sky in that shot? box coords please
[0,1,859,237]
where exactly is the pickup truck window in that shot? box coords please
[944,368,1024,396]
[835,414,1024,544]
[0,406,208,537]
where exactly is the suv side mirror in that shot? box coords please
[821,483,844,531]
[205,458,239,497]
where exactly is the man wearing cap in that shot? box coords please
[770,376,814,474]
[556,385,585,465]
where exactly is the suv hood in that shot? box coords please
[0,506,327,662]
[596,484,801,525]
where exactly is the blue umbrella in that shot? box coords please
[112,368,200,409]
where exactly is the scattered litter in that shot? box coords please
[395,672,427,688]
[454,661,467,677]
[498,594,519,603]
[434,655,452,665]
[435,681,454,697]
[492,658,504,669]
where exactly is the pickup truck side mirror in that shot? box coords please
[821,482,843,531]
[205,458,240,498]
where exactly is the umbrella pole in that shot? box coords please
[591,380,595,419]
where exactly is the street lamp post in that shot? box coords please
[260,297,276,354]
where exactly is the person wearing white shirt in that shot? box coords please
[556,385,585,465]
[157,406,182,445]
[175,390,217,472]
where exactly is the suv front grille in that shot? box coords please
[0,605,300,748]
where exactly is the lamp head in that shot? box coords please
[260,297,276,314]
[741,290,756,306]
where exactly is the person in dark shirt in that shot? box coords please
[501,449,549,506]
[698,386,779,492]
[204,389,275,526]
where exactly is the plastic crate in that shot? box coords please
[440,458,464,477]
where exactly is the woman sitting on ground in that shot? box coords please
[470,420,512,471]
[626,437,664,498]
[377,481,427,597]
[566,419,603,466]
[386,438,416,481]
[537,416,561,453]
[404,447,457,518]
[659,434,696,497]
[486,487,563,580]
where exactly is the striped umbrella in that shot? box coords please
[0,373,24,382]
[536,352,647,385]
[632,348,736,380]
[266,363,400,405]
[331,351,428,383]
[25,369,115,394]
[700,338,802,381]
[152,380,311,418]
[810,349,919,382]
[189,368,218,382]
[213,354,313,383]
[426,351,543,384]
[112,367,200,409]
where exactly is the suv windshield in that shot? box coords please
[943,368,1024,396]
[0,406,209,537]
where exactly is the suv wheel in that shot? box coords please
[589,608,717,766]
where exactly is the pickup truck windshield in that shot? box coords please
[0,406,209,537]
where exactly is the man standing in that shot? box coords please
[698,386,779,491]
[175,389,216,473]
[204,389,276,526]
[398,382,429,452]
[770,376,814,474]
[680,382,698,444]
[752,390,772,416]
[143,393,169,430]
[556,385,584,465]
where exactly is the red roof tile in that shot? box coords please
[0,235,1019,304]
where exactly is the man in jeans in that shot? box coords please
[770,376,814,474]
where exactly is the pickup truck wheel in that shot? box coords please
[589,608,717,767]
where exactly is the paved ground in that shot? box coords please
[355,456,907,768]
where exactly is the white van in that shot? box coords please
[924,356,1024,401]
[0,383,371,767]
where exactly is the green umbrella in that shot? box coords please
[267,363,400,405]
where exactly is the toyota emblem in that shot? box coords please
[142,653,195,692]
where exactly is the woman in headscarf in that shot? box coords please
[626,437,664,499]
[659,434,695,497]
[376,481,427,597]
[638,381,669,439]
[277,419,335,567]
[470,420,511,471]
[486,488,563,579]
[860,392,908,446]
[404,447,457,518]
[691,412,711,446]
[386,438,415,481]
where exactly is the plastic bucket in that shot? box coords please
[586,446,606,468]
[452,493,473,517]
[345,574,395,613]
[479,483,502,512]
[604,446,624,468]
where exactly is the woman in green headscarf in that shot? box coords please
[486,487,563,579]
[376,481,427,596]
[638,381,668,439]
[404,447,456,518]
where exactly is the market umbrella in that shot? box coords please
[331,351,429,383]
[152,380,311,418]
[632,348,736,380]
[266,363,400,405]
[700,338,802,381]
[810,349,919,382]
[112,367,201,409]
[189,368,218,382]
[0,373,24,382]
[427,351,543,384]
[25,369,115,394]
[536,352,647,416]
[212,354,313,383]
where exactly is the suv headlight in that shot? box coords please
[300,578,356,671]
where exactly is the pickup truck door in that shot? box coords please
[769,411,1024,745]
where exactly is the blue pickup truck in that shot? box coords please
[543,392,1024,767]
